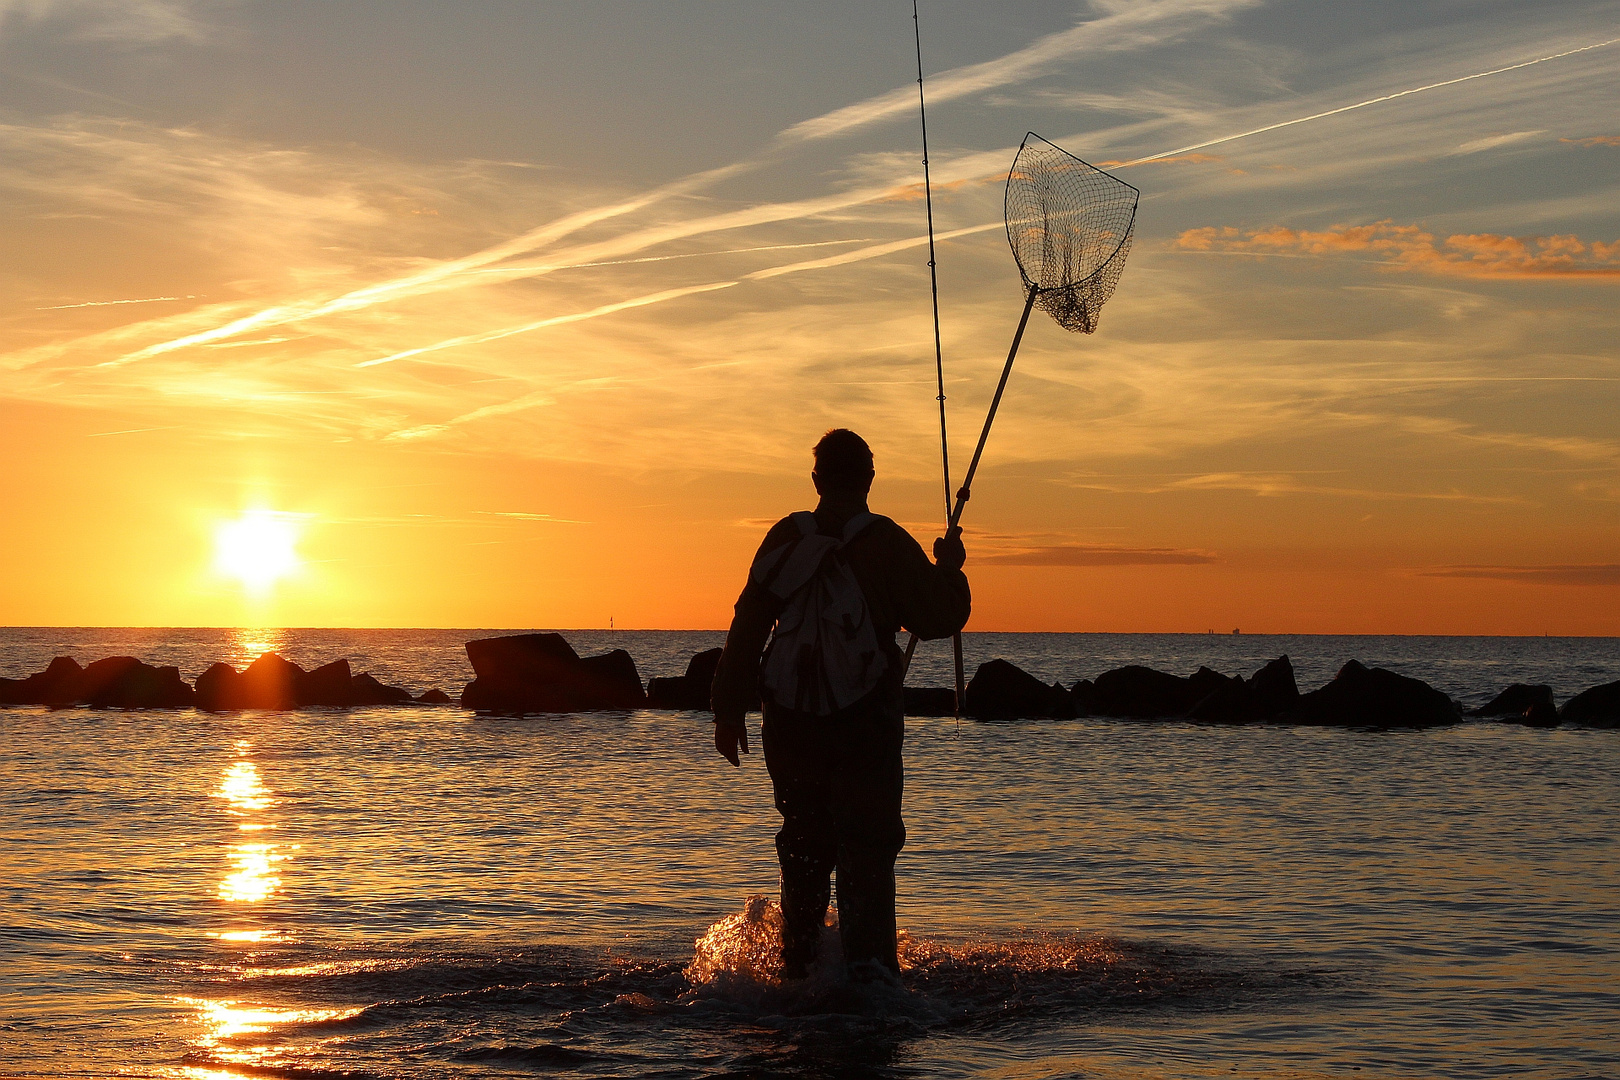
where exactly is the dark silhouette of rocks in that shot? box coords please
[195,652,413,711]
[1559,680,1620,727]
[1249,655,1299,714]
[0,655,193,708]
[1284,659,1459,728]
[903,687,957,717]
[416,688,452,704]
[1186,656,1299,724]
[964,659,1073,719]
[1469,683,1558,727]
[81,657,194,708]
[1,656,85,706]
[461,633,647,712]
[1091,664,1196,719]
[646,647,724,710]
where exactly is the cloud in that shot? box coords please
[0,0,206,42]
[1561,135,1620,147]
[1175,221,1620,280]
[778,0,1261,144]
[1450,130,1544,155]
[1418,564,1620,585]
[977,543,1217,566]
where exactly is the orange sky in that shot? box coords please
[1,1,1616,633]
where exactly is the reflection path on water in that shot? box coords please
[0,702,1614,1080]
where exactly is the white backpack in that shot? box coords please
[752,511,888,716]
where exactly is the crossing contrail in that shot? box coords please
[1119,35,1620,166]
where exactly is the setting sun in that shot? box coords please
[213,511,303,595]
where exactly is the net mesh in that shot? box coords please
[1005,133,1139,334]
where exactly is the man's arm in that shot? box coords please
[888,522,971,641]
[709,519,795,765]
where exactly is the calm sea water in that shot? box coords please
[2,629,1617,1079]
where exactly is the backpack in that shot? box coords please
[751,511,888,716]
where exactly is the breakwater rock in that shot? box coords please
[195,653,420,711]
[645,648,724,710]
[960,654,1462,728]
[1467,683,1558,727]
[1559,680,1620,727]
[461,633,646,713]
[0,656,193,708]
[0,651,444,710]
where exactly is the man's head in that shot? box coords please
[812,428,874,496]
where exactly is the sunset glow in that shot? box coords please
[213,512,303,597]
[0,2,1614,633]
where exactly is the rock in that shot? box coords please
[80,657,193,708]
[350,672,414,705]
[1285,659,1459,728]
[194,662,245,710]
[1249,655,1299,715]
[416,688,452,704]
[1186,657,1299,724]
[1186,673,1253,724]
[1469,683,1558,727]
[1,656,87,706]
[1090,665,1191,719]
[0,654,83,705]
[645,648,725,710]
[1069,678,1096,717]
[1559,680,1620,728]
[903,687,957,717]
[0,655,192,708]
[237,652,304,710]
[577,649,648,709]
[297,659,355,706]
[461,633,647,712]
[964,659,1073,720]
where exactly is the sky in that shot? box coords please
[1,0,1616,633]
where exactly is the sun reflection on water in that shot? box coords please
[211,741,289,916]
[178,997,362,1074]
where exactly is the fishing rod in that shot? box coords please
[899,0,967,714]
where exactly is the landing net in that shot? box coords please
[1005,133,1139,334]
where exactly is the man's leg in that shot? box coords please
[762,707,837,978]
[829,689,906,975]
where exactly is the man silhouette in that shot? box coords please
[711,428,969,979]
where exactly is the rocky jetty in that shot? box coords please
[1283,660,1459,728]
[3,633,1616,732]
[461,633,646,713]
[1468,683,1558,727]
[645,648,724,710]
[0,656,193,708]
[964,659,1074,719]
[194,653,416,710]
[1559,680,1620,728]
[0,651,435,711]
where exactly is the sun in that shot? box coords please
[213,510,303,595]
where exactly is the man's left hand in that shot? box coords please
[934,525,965,571]
[714,715,750,766]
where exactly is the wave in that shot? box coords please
[170,897,1323,1078]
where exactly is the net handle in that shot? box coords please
[948,285,1039,530]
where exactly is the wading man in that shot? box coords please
[710,428,969,980]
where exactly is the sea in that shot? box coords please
[2,628,1617,1080]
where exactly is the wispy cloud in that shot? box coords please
[779,0,1261,144]
[978,543,1217,566]
[1176,221,1620,279]
[0,0,207,43]
[1419,564,1620,585]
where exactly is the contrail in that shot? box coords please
[357,225,1003,370]
[355,281,741,368]
[1119,35,1620,166]
[470,237,879,277]
[37,295,195,310]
